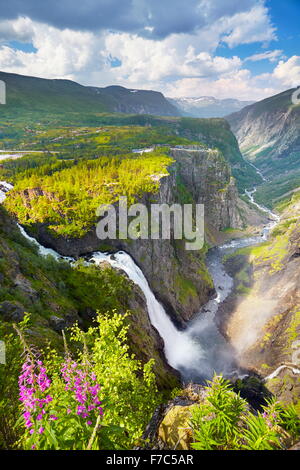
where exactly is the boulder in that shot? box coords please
[0,301,25,322]
[158,404,197,450]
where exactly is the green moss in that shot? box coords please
[197,259,214,288]
[250,235,288,273]
[175,273,198,304]
[236,284,251,295]
[97,242,116,252]
[285,311,300,349]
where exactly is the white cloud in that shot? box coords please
[0,19,104,79]
[245,49,283,63]
[0,4,297,103]
[219,4,276,48]
[0,16,34,43]
[102,32,242,85]
[273,56,300,88]
[164,56,300,101]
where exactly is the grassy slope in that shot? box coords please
[0,109,260,191]
[0,206,131,335]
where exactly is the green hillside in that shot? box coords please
[0,71,180,116]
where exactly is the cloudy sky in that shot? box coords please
[0,0,299,101]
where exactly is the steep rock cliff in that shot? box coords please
[21,146,245,325]
[219,193,300,406]
[227,88,300,180]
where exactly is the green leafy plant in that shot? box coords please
[190,375,248,450]
[12,312,159,450]
[190,375,300,451]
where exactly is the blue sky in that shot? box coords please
[0,0,299,101]
[215,0,300,74]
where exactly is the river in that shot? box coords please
[0,162,280,384]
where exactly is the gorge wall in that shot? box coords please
[0,206,178,389]
[227,87,300,179]
[219,194,300,406]
[22,147,247,325]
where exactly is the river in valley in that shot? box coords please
[87,189,279,383]
[0,162,280,384]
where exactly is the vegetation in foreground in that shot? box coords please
[0,313,160,450]
[190,376,300,450]
[2,316,300,452]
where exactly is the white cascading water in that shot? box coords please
[244,158,268,183]
[16,224,205,374]
[89,252,204,372]
[17,223,74,262]
[0,181,13,203]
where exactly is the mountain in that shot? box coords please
[90,85,181,116]
[227,87,300,174]
[227,87,300,206]
[0,71,180,117]
[168,96,254,118]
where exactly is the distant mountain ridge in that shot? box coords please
[168,96,254,118]
[0,71,180,117]
[226,87,300,174]
[90,85,181,116]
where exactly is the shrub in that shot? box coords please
[190,375,300,450]
[11,312,159,450]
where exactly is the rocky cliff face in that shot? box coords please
[24,146,245,325]
[219,194,300,406]
[94,85,181,116]
[170,147,243,230]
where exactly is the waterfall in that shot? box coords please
[17,221,203,373]
[14,222,239,381]
[89,252,204,372]
[17,223,74,262]
[1,170,281,383]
